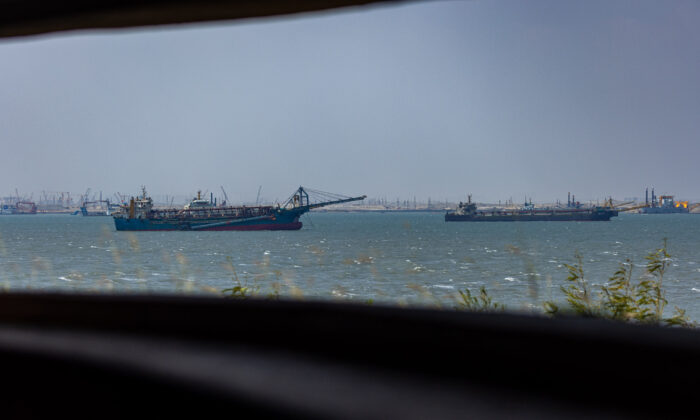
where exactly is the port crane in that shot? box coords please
[81,188,91,206]
[115,193,129,205]
[41,191,72,207]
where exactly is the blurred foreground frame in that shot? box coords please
[0,0,408,38]
[1,0,700,418]
[1,293,700,419]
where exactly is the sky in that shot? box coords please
[1,0,699,204]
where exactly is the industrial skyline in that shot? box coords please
[1,186,695,212]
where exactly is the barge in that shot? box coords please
[445,195,618,222]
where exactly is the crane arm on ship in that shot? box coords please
[605,198,635,209]
[283,186,366,210]
[305,195,367,210]
[220,186,230,206]
[613,201,634,207]
[615,203,650,212]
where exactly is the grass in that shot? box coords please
[542,239,692,326]
[456,286,505,312]
[455,240,694,327]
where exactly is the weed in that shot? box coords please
[456,286,504,312]
[545,240,692,326]
[460,241,693,327]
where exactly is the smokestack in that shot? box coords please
[568,192,571,207]
[646,188,648,206]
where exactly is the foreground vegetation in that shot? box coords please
[455,240,694,327]
[224,240,694,327]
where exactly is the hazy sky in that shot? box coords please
[1,0,699,203]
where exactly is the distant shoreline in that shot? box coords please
[313,208,446,213]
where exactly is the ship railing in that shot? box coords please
[145,205,277,220]
[477,208,602,216]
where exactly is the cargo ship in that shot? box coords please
[113,186,365,231]
[638,188,689,214]
[445,194,618,222]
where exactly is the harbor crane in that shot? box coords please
[82,188,91,205]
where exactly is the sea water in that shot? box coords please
[1,212,699,320]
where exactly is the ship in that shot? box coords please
[638,188,689,214]
[113,186,366,231]
[445,194,618,222]
[0,201,37,215]
[80,200,121,216]
[80,189,122,216]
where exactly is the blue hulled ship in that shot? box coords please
[113,187,365,231]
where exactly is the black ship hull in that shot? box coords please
[445,209,617,222]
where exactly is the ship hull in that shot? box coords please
[114,219,302,231]
[639,208,689,214]
[114,210,304,231]
[81,210,110,216]
[445,210,617,222]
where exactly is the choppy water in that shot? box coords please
[1,212,700,319]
